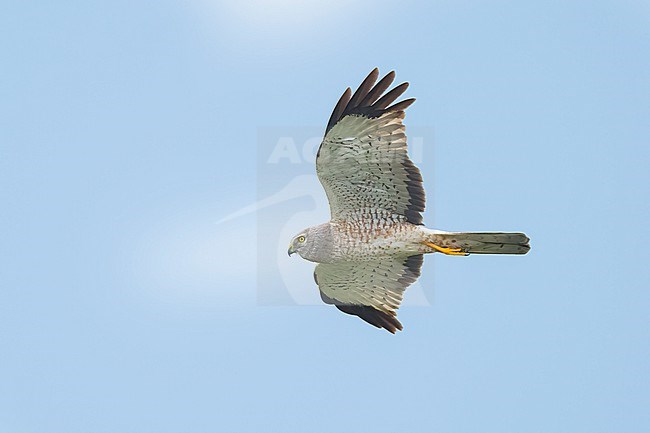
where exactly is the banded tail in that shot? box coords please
[424,230,530,255]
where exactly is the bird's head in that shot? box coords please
[287,229,310,258]
[287,223,332,262]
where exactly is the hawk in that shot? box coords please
[288,68,530,333]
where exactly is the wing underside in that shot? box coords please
[316,68,425,226]
[314,255,424,333]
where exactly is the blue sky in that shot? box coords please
[1,1,649,432]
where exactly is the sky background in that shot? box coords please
[1,1,649,432]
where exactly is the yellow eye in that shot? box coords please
[298,235,306,243]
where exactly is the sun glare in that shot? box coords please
[195,0,360,39]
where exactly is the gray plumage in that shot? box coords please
[288,68,530,333]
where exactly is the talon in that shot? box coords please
[422,241,469,256]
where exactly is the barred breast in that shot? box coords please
[330,219,427,262]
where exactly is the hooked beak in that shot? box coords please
[288,244,295,256]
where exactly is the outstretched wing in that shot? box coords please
[316,68,425,225]
[314,255,424,333]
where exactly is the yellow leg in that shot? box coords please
[422,241,469,256]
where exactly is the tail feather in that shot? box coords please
[429,231,530,255]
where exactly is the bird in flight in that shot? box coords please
[287,68,530,333]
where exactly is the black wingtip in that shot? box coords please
[345,69,380,112]
[324,69,414,134]
[320,290,403,334]
[325,87,352,133]
[335,304,403,334]
[358,70,396,108]
[387,97,416,112]
[372,82,409,110]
